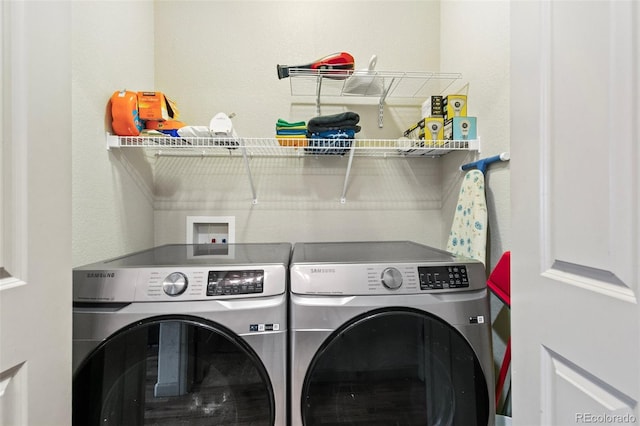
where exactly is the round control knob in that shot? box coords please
[162,272,188,296]
[381,267,403,290]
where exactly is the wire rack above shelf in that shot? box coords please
[107,135,479,158]
[287,69,462,99]
[284,69,463,127]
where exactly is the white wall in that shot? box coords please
[153,156,445,244]
[72,0,511,266]
[151,0,451,247]
[153,0,440,136]
[72,1,156,266]
[440,0,511,271]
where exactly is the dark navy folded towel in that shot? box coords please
[307,112,360,133]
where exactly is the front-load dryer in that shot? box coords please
[289,241,494,426]
[73,243,291,426]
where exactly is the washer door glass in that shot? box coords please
[73,316,274,426]
[302,309,489,426]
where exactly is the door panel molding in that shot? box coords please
[541,346,637,425]
[607,0,638,291]
[539,0,638,297]
[543,261,635,303]
[538,0,553,274]
[1,0,29,281]
[0,362,27,425]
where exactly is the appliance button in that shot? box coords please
[381,267,403,290]
[162,272,188,296]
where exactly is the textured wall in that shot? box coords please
[151,0,448,246]
[72,1,156,266]
[439,0,511,271]
[153,1,440,136]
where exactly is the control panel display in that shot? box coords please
[207,270,264,296]
[418,265,469,290]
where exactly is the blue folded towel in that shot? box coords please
[305,129,355,155]
[276,129,307,135]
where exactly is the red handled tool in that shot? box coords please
[277,52,355,79]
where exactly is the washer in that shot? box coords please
[73,243,291,426]
[289,241,495,426]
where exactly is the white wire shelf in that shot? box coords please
[285,69,463,127]
[106,134,479,204]
[107,135,479,158]
[287,69,462,99]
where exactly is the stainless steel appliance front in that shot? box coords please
[289,241,495,426]
[73,243,291,426]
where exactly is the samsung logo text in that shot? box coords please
[310,268,336,274]
[86,272,115,278]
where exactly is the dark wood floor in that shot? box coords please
[142,353,272,426]
[304,378,434,426]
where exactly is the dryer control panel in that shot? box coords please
[291,262,482,295]
[418,265,469,289]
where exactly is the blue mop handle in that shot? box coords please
[461,152,510,174]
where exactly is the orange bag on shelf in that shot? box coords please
[110,90,143,136]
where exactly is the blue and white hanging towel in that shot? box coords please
[446,169,488,265]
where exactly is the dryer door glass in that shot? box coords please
[73,317,274,426]
[302,309,489,426]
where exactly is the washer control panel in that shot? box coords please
[418,265,469,289]
[75,266,285,302]
[206,269,264,296]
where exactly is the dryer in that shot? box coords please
[289,241,494,426]
[73,243,291,426]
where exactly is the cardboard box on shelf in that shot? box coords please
[444,116,477,141]
[423,117,445,142]
[403,119,425,140]
[137,91,179,121]
[403,116,445,142]
[443,94,467,120]
[421,95,444,118]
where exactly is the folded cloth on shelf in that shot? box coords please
[306,129,355,155]
[276,118,306,128]
[276,118,307,138]
[276,134,307,139]
[307,112,360,133]
[276,128,307,135]
[276,124,306,129]
[308,129,356,139]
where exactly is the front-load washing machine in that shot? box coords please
[73,243,291,426]
[289,241,495,426]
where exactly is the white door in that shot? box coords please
[511,1,639,425]
[0,1,72,425]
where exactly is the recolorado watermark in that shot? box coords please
[576,413,637,424]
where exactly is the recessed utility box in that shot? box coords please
[186,216,235,244]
